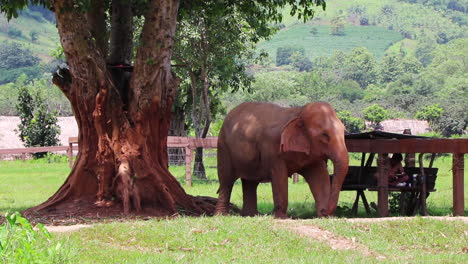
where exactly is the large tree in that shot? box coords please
[173,2,261,179]
[1,0,325,218]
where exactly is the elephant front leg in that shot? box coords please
[302,162,331,217]
[271,164,289,219]
[241,179,260,216]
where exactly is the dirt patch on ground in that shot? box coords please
[278,220,386,260]
[46,224,92,233]
[277,217,466,260]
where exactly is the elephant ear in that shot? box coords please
[280,117,310,155]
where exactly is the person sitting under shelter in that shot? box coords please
[387,153,409,186]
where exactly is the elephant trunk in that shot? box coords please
[323,141,349,216]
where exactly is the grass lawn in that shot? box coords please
[0,155,466,263]
[50,216,467,264]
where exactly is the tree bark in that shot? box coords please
[25,0,213,218]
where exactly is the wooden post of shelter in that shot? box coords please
[377,154,389,217]
[453,153,464,216]
[403,129,415,167]
[418,153,427,216]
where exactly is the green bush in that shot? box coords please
[0,66,43,85]
[0,41,40,69]
[0,212,76,263]
[7,27,22,38]
[337,111,365,133]
[363,104,389,130]
[276,46,305,66]
[15,80,61,157]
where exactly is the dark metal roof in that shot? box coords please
[345,131,428,140]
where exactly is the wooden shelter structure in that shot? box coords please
[345,131,467,217]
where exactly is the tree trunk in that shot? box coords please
[168,106,187,166]
[193,147,207,179]
[24,0,213,218]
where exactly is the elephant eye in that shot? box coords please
[322,133,330,141]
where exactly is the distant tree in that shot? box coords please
[415,34,437,66]
[0,79,19,115]
[310,27,318,35]
[447,0,467,12]
[400,55,423,75]
[342,47,377,88]
[336,80,364,103]
[363,104,389,130]
[330,14,346,36]
[7,26,22,38]
[276,46,305,66]
[29,30,39,42]
[0,42,40,69]
[415,104,444,123]
[386,73,415,96]
[15,77,60,158]
[291,52,313,71]
[379,54,403,83]
[337,111,365,133]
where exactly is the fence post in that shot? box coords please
[292,173,299,183]
[21,153,26,162]
[185,146,192,187]
[67,142,73,168]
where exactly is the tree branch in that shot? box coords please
[108,0,133,65]
[86,0,108,58]
[130,0,180,112]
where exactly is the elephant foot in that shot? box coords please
[214,204,230,216]
[317,208,331,217]
[273,212,288,219]
[214,209,230,216]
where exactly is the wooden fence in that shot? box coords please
[0,145,78,163]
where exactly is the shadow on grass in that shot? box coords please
[256,200,460,219]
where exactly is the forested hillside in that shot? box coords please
[229,0,467,137]
[0,0,466,137]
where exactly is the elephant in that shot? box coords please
[215,101,349,218]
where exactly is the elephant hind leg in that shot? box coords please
[215,146,237,215]
[241,179,259,216]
